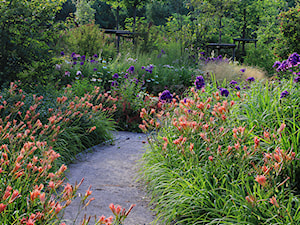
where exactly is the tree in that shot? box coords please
[74,0,96,25]
[0,0,66,85]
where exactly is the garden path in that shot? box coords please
[61,131,157,225]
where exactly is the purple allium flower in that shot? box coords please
[73,61,77,65]
[220,88,229,97]
[76,71,82,76]
[81,55,86,61]
[141,66,145,70]
[73,57,78,61]
[60,51,65,56]
[246,77,255,82]
[280,91,289,99]
[194,76,205,89]
[112,73,119,79]
[90,59,95,63]
[229,80,238,85]
[93,54,98,58]
[80,62,84,65]
[159,90,173,102]
[235,86,241,90]
[124,73,128,79]
[93,68,97,71]
[277,60,288,71]
[287,52,300,67]
[240,68,246,73]
[273,61,281,68]
[127,66,135,73]
[217,55,222,60]
[161,49,166,54]
[200,52,205,55]
[111,81,118,87]
[294,76,300,83]
[71,52,76,57]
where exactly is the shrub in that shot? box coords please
[274,5,300,59]
[59,22,116,59]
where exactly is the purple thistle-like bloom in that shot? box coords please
[112,73,119,79]
[127,66,135,73]
[235,86,241,90]
[73,61,77,65]
[280,91,289,99]
[294,76,300,83]
[73,57,78,61]
[93,54,98,58]
[124,73,128,79]
[287,52,300,67]
[159,90,173,102]
[161,49,166,54]
[229,80,238,85]
[220,88,229,97]
[71,52,76,57]
[80,61,84,65]
[60,51,65,56]
[200,52,205,55]
[93,68,97,71]
[194,76,205,89]
[246,77,255,82]
[81,55,86,61]
[273,61,281,68]
[240,68,246,73]
[90,59,95,63]
[141,66,145,70]
[111,81,118,87]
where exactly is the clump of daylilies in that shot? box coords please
[0,82,133,224]
[139,76,299,223]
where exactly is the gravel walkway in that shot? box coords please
[61,131,157,225]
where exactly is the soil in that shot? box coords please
[61,131,158,225]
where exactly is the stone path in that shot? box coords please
[61,131,157,225]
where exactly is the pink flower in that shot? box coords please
[255,175,267,186]
[208,156,213,161]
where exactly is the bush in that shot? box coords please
[274,5,300,59]
[0,0,64,86]
[59,22,116,59]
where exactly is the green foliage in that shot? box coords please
[59,22,116,58]
[274,5,300,59]
[74,0,96,25]
[0,0,66,85]
[244,44,276,76]
[124,17,159,53]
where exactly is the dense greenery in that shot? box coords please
[0,0,300,224]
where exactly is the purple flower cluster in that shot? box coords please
[159,90,173,102]
[246,77,255,82]
[273,52,300,72]
[194,76,205,89]
[112,73,119,79]
[127,66,135,73]
[280,91,289,99]
[219,88,229,97]
[229,80,238,85]
[294,76,300,83]
[142,65,153,73]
